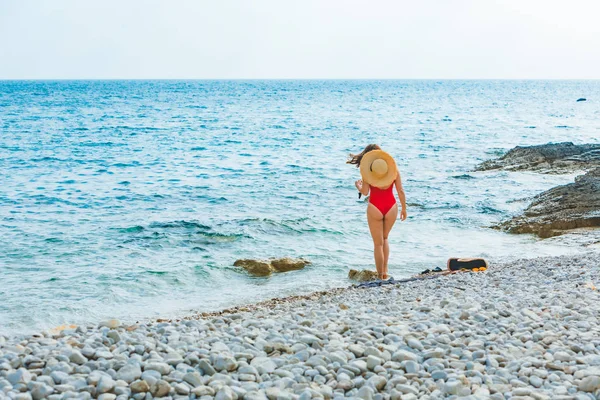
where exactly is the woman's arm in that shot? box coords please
[355,179,370,196]
[395,173,407,221]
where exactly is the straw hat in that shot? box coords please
[360,150,398,188]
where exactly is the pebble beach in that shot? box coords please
[1,252,598,400]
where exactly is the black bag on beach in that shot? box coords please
[447,258,488,271]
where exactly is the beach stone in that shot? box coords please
[251,357,277,374]
[348,269,378,282]
[130,380,150,393]
[95,350,114,359]
[407,338,424,351]
[529,375,543,388]
[150,379,171,397]
[444,380,462,395]
[107,330,121,343]
[29,382,54,400]
[357,386,374,400]
[403,360,419,374]
[244,391,268,400]
[50,371,69,384]
[513,388,532,396]
[556,352,575,362]
[117,363,142,383]
[192,386,216,396]
[351,360,368,373]
[183,372,203,387]
[174,382,191,395]
[69,350,88,365]
[348,344,365,357]
[98,395,117,400]
[215,386,235,400]
[579,376,600,392]
[7,369,32,385]
[395,384,418,395]
[431,370,447,380]
[81,346,96,358]
[96,376,116,393]
[367,376,387,391]
[99,319,121,329]
[366,355,382,370]
[306,356,327,368]
[140,370,161,386]
[164,352,183,365]
[265,387,283,400]
[144,362,170,375]
[199,359,216,375]
[392,350,418,362]
[214,354,238,372]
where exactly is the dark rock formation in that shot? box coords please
[494,168,600,238]
[234,258,310,276]
[475,142,600,174]
[348,269,378,282]
[233,259,273,276]
[270,258,310,272]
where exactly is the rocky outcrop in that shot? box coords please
[348,269,378,282]
[234,258,310,276]
[233,259,273,276]
[494,168,600,238]
[270,258,310,272]
[475,142,600,174]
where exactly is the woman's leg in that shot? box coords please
[382,204,398,279]
[367,204,385,279]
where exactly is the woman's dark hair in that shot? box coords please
[346,144,381,167]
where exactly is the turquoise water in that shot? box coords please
[1,80,599,335]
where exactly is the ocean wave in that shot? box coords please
[233,217,341,235]
[113,162,141,168]
[149,220,212,230]
[451,174,475,180]
[118,226,145,233]
[80,141,119,147]
[475,202,503,214]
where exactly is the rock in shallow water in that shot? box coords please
[475,141,600,174]
[270,258,311,272]
[494,168,600,238]
[233,258,310,276]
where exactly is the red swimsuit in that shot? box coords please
[369,185,396,215]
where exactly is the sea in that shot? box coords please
[1,80,598,336]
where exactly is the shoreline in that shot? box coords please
[1,252,599,399]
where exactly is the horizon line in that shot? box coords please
[1,77,600,82]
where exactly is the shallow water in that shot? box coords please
[1,80,599,336]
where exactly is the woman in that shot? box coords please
[347,144,407,280]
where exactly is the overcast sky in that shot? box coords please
[1,0,599,79]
